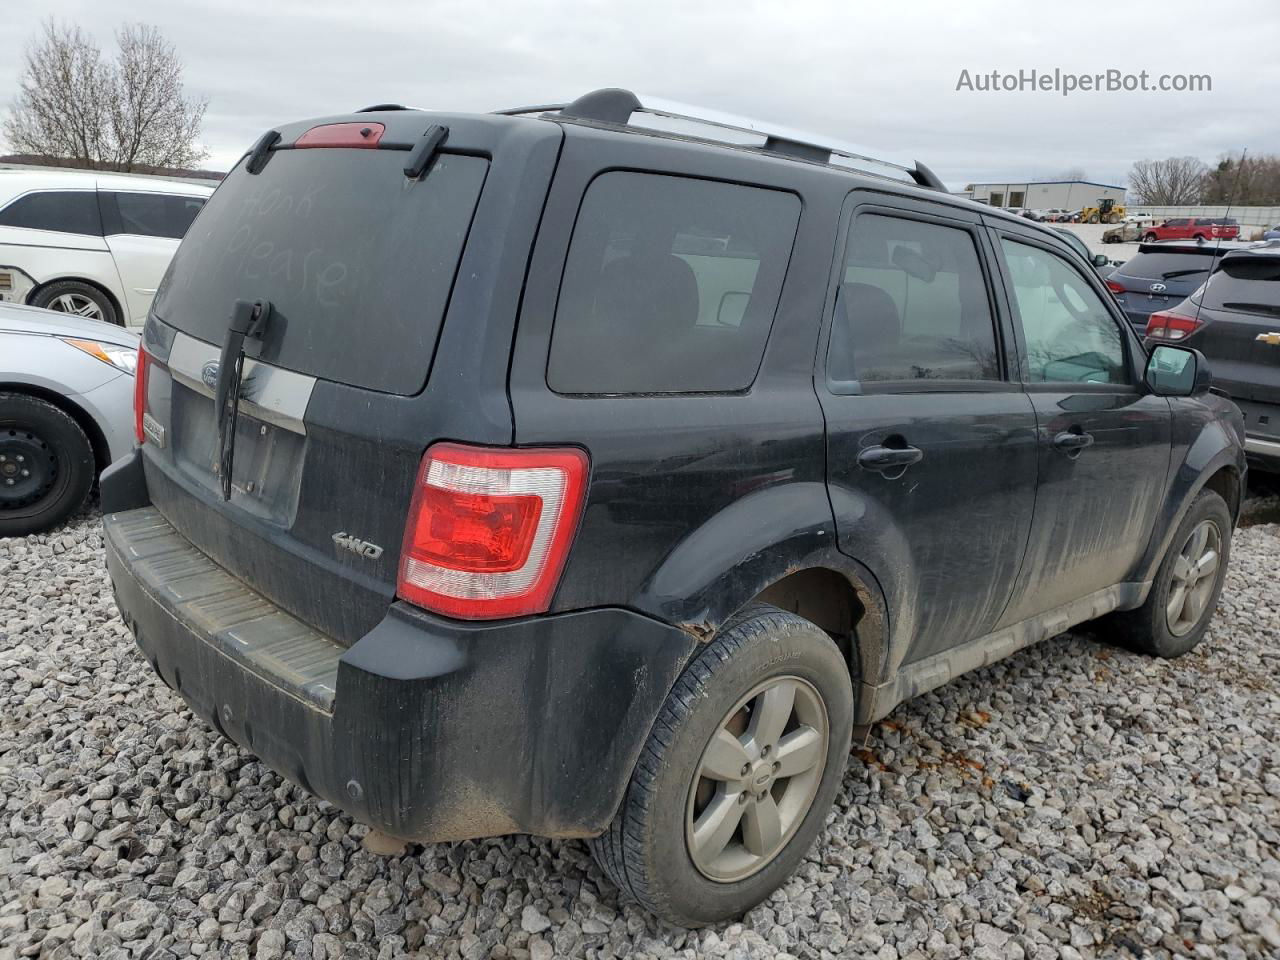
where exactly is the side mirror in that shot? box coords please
[1145,344,1213,397]
[1092,253,1110,267]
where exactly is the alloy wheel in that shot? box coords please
[1166,519,1221,637]
[685,676,829,882]
[49,293,104,321]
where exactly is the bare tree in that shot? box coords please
[1127,157,1208,205]
[3,22,111,169]
[3,20,207,172]
[109,24,207,170]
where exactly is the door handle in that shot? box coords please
[857,444,923,475]
[1052,430,1095,455]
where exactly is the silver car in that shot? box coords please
[1,302,137,535]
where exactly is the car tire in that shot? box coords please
[1192,233,1207,242]
[30,280,120,327]
[0,393,96,536]
[1143,233,1158,243]
[589,603,854,927]
[1104,489,1232,659]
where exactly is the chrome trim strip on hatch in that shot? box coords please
[167,331,314,435]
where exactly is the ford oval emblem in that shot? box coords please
[201,360,220,390]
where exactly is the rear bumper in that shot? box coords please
[103,496,696,842]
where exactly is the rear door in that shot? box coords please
[819,193,1038,666]
[99,190,206,324]
[135,115,560,644]
[990,224,1171,624]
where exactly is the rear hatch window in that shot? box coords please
[1117,250,1221,285]
[154,148,488,394]
[1200,256,1280,315]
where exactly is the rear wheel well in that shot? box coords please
[28,277,125,327]
[752,568,870,683]
[1202,465,1242,523]
[0,383,111,475]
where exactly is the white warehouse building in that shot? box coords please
[961,180,1127,211]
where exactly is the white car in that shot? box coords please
[0,170,214,328]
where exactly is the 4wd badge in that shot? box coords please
[332,531,384,560]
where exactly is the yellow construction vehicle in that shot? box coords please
[1082,198,1126,224]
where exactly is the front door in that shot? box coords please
[820,197,1039,669]
[991,229,1172,624]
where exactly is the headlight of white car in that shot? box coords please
[62,338,138,376]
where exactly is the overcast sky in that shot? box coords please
[3,0,1277,191]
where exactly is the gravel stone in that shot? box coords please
[2,505,1279,959]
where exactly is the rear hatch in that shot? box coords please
[1185,250,1280,431]
[134,112,560,644]
[1107,244,1227,332]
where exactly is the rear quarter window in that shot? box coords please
[106,192,206,239]
[547,172,800,394]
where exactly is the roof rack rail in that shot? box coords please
[495,87,945,190]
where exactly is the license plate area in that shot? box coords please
[170,382,305,525]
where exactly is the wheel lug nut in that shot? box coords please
[761,745,771,758]
[20,470,29,477]
[773,761,780,771]
[741,763,750,776]
[738,792,749,804]
[15,455,23,462]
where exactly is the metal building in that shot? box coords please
[960,180,1126,211]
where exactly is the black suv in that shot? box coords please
[1147,242,1280,472]
[102,89,1246,926]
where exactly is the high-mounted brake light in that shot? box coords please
[1146,310,1202,341]
[294,122,385,149]
[133,345,151,444]
[397,443,590,619]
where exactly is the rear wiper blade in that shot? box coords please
[1221,301,1280,317]
[1160,269,1210,279]
[214,299,272,500]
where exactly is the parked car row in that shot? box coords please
[0,170,213,328]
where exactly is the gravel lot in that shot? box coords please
[2,505,1278,960]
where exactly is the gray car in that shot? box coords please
[1,302,137,535]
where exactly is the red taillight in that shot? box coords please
[1146,310,1202,341]
[294,122,385,148]
[133,345,150,444]
[1105,279,1125,294]
[397,443,590,619]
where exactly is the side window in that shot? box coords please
[1000,239,1129,385]
[548,172,800,394]
[828,213,1001,384]
[109,192,205,239]
[0,191,101,235]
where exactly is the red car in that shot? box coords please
[1142,217,1240,242]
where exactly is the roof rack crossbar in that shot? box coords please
[496,88,943,189]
